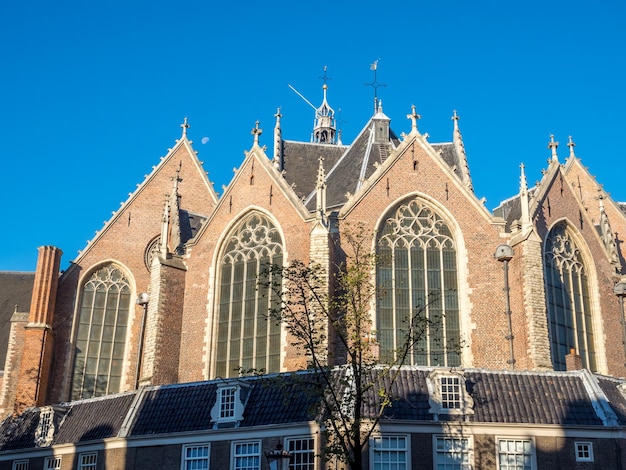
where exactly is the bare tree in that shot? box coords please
[261,224,445,470]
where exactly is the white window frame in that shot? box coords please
[286,436,316,470]
[220,386,237,419]
[370,434,410,470]
[210,382,248,426]
[12,460,28,470]
[497,438,535,470]
[575,441,594,462]
[232,440,262,470]
[181,443,210,470]
[44,457,62,470]
[78,452,97,470]
[433,435,473,470]
[427,370,474,418]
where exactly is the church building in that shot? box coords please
[1,75,626,421]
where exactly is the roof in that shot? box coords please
[0,271,35,369]
[2,367,625,453]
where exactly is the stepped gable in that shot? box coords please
[0,271,35,368]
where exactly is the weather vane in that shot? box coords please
[364,59,386,113]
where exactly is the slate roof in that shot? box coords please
[2,367,625,453]
[0,271,35,369]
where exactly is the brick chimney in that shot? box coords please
[14,246,62,414]
[565,348,583,371]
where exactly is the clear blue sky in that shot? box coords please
[2,0,625,272]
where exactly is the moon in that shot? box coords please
[201,136,209,144]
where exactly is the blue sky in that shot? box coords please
[2,0,625,272]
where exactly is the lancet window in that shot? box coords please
[214,213,283,378]
[377,199,461,366]
[544,222,596,370]
[70,264,131,400]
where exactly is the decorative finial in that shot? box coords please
[407,105,421,133]
[548,134,559,162]
[520,163,528,192]
[567,135,576,158]
[251,121,262,147]
[319,65,331,86]
[181,117,190,138]
[365,59,386,114]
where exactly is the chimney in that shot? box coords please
[14,246,62,414]
[565,348,583,371]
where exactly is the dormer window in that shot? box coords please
[211,382,249,428]
[427,370,473,420]
[220,387,236,419]
[35,406,55,448]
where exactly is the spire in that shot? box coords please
[548,134,559,162]
[315,157,327,220]
[406,105,421,134]
[181,117,190,139]
[273,108,283,170]
[519,163,531,230]
[251,121,262,147]
[452,110,474,192]
[597,191,620,271]
[567,135,576,158]
[313,67,337,144]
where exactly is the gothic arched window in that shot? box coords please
[70,264,131,400]
[214,213,283,378]
[377,199,461,366]
[544,223,596,371]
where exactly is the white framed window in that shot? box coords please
[182,444,210,470]
[575,442,594,462]
[441,376,462,410]
[497,439,534,470]
[434,436,472,470]
[35,406,55,447]
[220,386,237,419]
[233,440,261,470]
[286,437,315,470]
[427,371,473,418]
[78,452,97,470]
[44,457,62,470]
[371,435,409,470]
[12,461,28,470]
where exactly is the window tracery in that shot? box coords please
[70,264,131,400]
[214,213,283,378]
[544,223,596,370]
[377,199,461,366]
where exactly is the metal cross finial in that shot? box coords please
[365,59,387,113]
[181,117,190,138]
[319,65,332,86]
[251,121,262,146]
[406,105,421,133]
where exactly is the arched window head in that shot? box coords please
[71,264,131,400]
[544,222,596,370]
[215,213,283,378]
[377,199,461,366]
